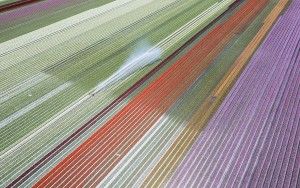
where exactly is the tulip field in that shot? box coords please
[0,0,299,187]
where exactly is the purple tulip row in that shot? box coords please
[167,0,300,187]
[0,0,83,23]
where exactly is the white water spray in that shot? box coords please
[91,41,162,94]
